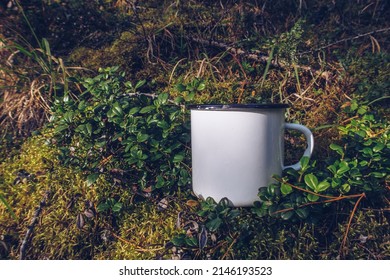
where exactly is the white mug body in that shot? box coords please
[190,106,286,207]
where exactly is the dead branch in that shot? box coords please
[19,190,50,260]
[299,27,390,55]
[340,193,366,257]
[190,37,329,79]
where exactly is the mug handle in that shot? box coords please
[282,123,314,171]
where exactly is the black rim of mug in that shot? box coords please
[187,104,289,110]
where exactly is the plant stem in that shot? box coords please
[340,193,366,257]
[20,190,50,259]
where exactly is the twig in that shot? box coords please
[124,91,159,99]
[110,231,165,252]
[362,207,390,212]
[274,178,336,199]
[272,193,364,215]
[190,37,329,79]
[357,243,379,260]
[19,190,50,260]
[221,234,239,260]
[272,178,368,257]
[191,37,275,65]
[340,193,366,257]
[299,27,390,55]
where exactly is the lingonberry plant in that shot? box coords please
[50,67,191,195]
[253,101,389,222]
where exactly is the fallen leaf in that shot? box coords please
[198,225,208,250]
[143,186,152,193]
[84,209,95,219]
[76,213,85,229]
[210,233,217,244]
[85,200,93,209]
[66,198,74,209]
[186,200,199,208]
[359,234,368,244]
[157,198,169,211]
[176,212,183,229]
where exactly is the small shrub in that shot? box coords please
[253,101,389,223]
[50,66,191,194]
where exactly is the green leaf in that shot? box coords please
[331,177,340,187]
[85,123,93,136]
[78,100,87,111]
[140,105,155,114]
[129,107,140,115]
[330,143,344,156]
[63,111,74,124]
[135,80,146,89]
[174,96,184,103]
[337,161,350,175]
[317,180,330,192]
[112,202,123,213]
[112,102,124,116]
[268,204,279,218]
[358,107,367,115]
[362,147,373,156]
[350,101,358,111]
[304,174,318,191]
[97,202,110,213]
[355,130,366,138]
[295,208,309,219]
[171,234,186,246]
[281,210,294,220]
[175,83,186,92]
[86,173,99,186]
[155,175,165,188]
[185,237,198,247]
[42,38,51,59]
[341,184,351,193]
[173,153,184,163]
[373,143,385,152]
[218,197,231,209]
[327,164,337,175]
[136,133,149,143]
[267,184,279,197]
[157,93,169,105]
[307,193,319,202]
[371,172,386,178]
[227,209,240,219]
[0,193,17,221]
[206,217,223,231]
[197,82,206,91]
[281,183,293,195]
[252,201,269,217]
[157,120,169,130]
[184,92,195,101]
[124,81,133,89]
[300,156,310,171]
[95,140,107,148]
[54,124,68,133]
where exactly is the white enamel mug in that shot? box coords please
[189,104,314,207]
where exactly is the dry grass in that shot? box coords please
[0,35,84,136]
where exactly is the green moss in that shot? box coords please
[235,220,319,260]
[0,131,182,259]
[68,30,168,89]
[97,201,182,260]
[324,211,390,260]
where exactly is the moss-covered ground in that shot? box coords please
[0,0,389,259]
